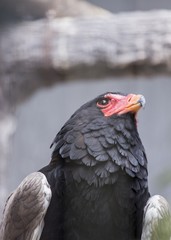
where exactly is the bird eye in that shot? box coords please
[97,98,110,106]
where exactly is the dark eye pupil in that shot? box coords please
[98,98,109,105]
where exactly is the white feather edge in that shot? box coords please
[141,195,171,240]
[0,172,52,240]
[30,173,52,240]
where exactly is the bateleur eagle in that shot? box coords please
[1,92,171,240]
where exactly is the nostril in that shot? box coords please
[128,97,132,102]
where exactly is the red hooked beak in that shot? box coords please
[99,93,145,117]
[117,94,146,115]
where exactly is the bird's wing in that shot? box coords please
[0,172,52,240]
[141,195,171,240]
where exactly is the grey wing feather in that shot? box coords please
[0,172,52,240]
[141,195,171,240]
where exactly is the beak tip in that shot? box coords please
[138,95,146,108]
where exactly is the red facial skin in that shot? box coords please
[97,93,144,117]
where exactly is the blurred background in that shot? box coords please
[89,0,171,12]
[0,0,171,215]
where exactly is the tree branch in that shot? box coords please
[1,10,171,105]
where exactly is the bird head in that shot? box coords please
[96,92,145,116]
[51,92,147,185]
[68,92,145,126]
